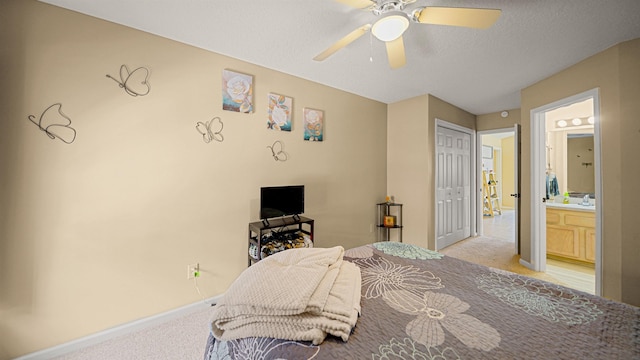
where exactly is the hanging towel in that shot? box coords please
[546,174,550,199]
[546,173,560,199]
[550,175,560,197]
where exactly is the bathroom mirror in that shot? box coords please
[544,98,595,199]
[567,133,595,196]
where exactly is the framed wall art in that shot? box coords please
[303,107,323,142]
[267,93,292,131]
[222,69,253,113]
[482,145,493,159]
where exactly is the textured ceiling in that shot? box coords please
[39,0,640,115]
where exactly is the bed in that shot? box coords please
[204,242,639,359]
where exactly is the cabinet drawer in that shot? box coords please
[565,214,595,228]
[546,211,561,224]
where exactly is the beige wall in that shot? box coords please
[387,94,475,250]
[482,136,502,148]
[477,109,521,131]
[521,38,640,305]
[387,95,430,247]
[617,39,640,305]
[0,1,387,358]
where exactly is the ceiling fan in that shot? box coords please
[313,0,501,69]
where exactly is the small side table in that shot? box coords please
[376,203,403,242]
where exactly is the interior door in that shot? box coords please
[513,124,521,253]
[436,126,471,249]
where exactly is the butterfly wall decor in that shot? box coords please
[27,103,77,144]
[267,140,288,162]
[106,64,151,97]
[196,116,224,143]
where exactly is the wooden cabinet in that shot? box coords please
[585,228,596,262]
[546,207,595,264]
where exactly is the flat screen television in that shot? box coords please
[260,185,304,220]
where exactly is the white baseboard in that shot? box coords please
[14,294,223,360]
[519,258,536,271]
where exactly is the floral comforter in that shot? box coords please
[204,242,640,359]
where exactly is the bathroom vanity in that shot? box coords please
[546,202,595,265]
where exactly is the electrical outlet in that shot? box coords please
[187,263,200,280]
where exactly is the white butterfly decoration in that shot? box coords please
[267,140,288,161]
[27,103,77,144]
[196,117,224,143]
[106,65,151,97]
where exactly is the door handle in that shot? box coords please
[542,197,546,203]
[510,193,520,198]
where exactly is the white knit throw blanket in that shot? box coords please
[210,246,361,345]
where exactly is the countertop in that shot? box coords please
[546,202,595,212]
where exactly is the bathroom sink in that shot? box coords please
[546,202,595,211]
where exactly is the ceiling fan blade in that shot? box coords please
[417,7,501,29]
[335,0,374,9]
[385,36,406,69]
[313,24,372,61]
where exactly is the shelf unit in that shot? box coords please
[376,203,403,242]
[482,170,502,217]
[247,216,314,266]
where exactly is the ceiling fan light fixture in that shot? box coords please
[371,11,409,42]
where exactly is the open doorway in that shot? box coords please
[542,98,596,294]
[478,130,516,246]
[530,89,601,295]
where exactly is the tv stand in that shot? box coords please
[248,216,314,266]
[260,214,301,227]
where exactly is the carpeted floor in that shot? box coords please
[439,235,567,286]
[53,305,215,360]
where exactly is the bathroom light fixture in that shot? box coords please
[556,116,595,129]
[371,11,410,42]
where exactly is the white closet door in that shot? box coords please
[436,126,471,249]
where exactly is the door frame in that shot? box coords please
[529,88,602,295]
[435,119,476,250]
[476,126,520,253]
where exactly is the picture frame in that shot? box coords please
[482,145,493,159]
[303,107,324,141]
[222,69,254,113]
[384,215,396,227]
[267,93,292,131]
